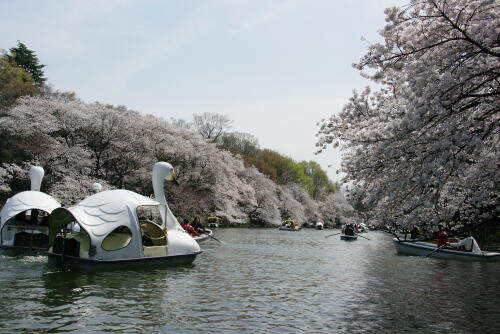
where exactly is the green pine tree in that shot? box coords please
[8,41,46,86]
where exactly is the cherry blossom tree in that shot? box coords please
[240,166,281,225]
[317,0,499,229]
[317,190,354,227]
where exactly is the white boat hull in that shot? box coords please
[194,229,212,243]
[393,240,500,261]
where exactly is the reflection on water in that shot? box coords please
[0,230,499,333]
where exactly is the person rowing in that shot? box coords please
[436,225,450,248]
[181,218,200,237]
[191,216,206,234]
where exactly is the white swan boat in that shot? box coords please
[47,162,201,269]
[0,166,61,255]
[393,239,500,261]
[194,229,212,243]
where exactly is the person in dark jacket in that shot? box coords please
[410,226,419,239]
[191,217,206,234]
[344,224,355,236]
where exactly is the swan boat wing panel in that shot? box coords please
[0,191,61,228]
[50,190,159,241]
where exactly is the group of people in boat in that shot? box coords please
[138,216,209,246]
[409,224,482,253]
[181,217,208,237]
[342,223,365,236]
[343,223,356,236]
[436,226,481,253]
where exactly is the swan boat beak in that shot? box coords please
[167,173,179,185]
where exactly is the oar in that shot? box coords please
[208,234,224,244]
[324,232,341,238]
[426,243,447,257]
[357,234,371,241]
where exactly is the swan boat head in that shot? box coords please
[0,166,61,230]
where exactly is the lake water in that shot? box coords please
[1,229,499,334]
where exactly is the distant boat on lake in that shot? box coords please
[279,219,301,231]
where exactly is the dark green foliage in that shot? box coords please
[259,149,335,199]
[298,161,336,199]
[241,155,277,181]
[8,42,46,86]
[0,56,40,111]
[217,130,336,198]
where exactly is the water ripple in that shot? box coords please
[0,229,499,333]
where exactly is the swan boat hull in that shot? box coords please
[0,244,47,256]
[393,240,500,261]
[194,229,212,243]
[47,251,202,269]
[340,234,358,241]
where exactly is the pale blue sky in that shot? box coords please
[0,0,405,181]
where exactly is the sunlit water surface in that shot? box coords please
[1,229,499,334]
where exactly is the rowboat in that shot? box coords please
[194,229,212,243]
[393,239,500,261]
[46,162,201,269]
[340,234,358,241]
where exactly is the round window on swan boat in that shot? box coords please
[102,226,133,251]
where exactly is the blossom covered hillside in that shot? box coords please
[0,94,353,226]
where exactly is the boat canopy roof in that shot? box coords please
[48,189,159,247]
[0,191,61,228]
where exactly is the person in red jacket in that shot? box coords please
[181,219,200,237]
[437,225,449,248]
